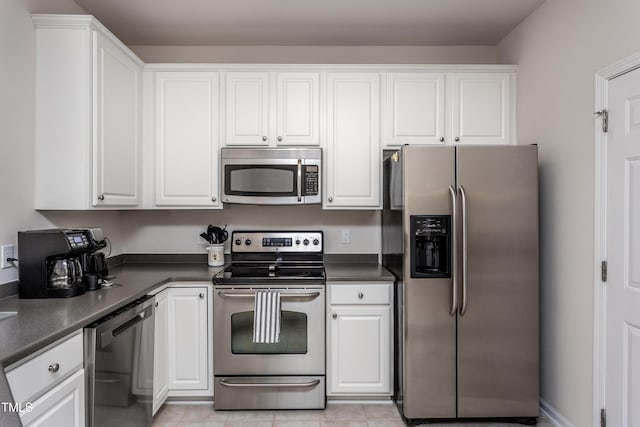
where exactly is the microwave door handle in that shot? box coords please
[297,159,302,202]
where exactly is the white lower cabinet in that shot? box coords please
[5,330,85,427]
[152,289,169,414]
[327,282,393,396]
[165,284,213,397]
[20,369,85,427]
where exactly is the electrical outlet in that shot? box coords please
[341,229,351,244]
[1,245,15,269]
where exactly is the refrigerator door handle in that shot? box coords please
[459,184,468,316]
[448,185,458,317]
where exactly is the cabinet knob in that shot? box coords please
[439,137,445,142]
[358,292,364,299]
[211,196,217,202]
[48,363,60,373]
[454,137,460,142]
[262,136,268,142]
[277,136,283,142]
[154,301,159,308]
[332,313,337,319]
[328,197,333,203]
[97,194,105,201]
[199,293,205,299]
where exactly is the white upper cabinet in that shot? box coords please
[155,71,220,207]
[451,72,513,145]
[384,72,446,146]
[94,32,141,206]
[224,72,270,146]
[224,71,321,146]
[33,15,142,209]
[325,72,381,209]
[276,72,321,145]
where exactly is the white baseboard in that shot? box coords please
[540,399,576,427]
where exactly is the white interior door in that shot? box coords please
[606,66,640,427]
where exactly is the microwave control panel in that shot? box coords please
[304,166,319,195]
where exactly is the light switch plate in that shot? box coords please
[341,229,351,244]
[1,245,15,269]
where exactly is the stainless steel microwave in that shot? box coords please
[221,148,321,205]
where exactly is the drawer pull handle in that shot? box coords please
[48,363,60,373]
[358,292,364,299]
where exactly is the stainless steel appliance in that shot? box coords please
[221,148,321,205]
[382,145,539,424]
[213,230,325,410]
[84,295,155,427]
[17,228,95,298]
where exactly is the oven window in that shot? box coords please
[230,310,307,354]
[227,166,296,196]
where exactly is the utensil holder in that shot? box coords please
[207,244,225,267]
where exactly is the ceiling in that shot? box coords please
[71,0,545,46]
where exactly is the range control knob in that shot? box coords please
[235,239,242,246]
[245,239,252,246]
[313,238,320,246]
[295,239,301,245]
[303,239,310,246]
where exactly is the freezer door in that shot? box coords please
[401,146,457,419]
[456,145,539,418]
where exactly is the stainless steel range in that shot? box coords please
[213,230,325,410]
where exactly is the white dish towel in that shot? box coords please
[252,290,281,343]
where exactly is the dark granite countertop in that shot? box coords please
[0,258,393,424]
[325,262,395,282]
[0,262,222,425]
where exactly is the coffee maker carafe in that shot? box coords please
[18,229,96,298]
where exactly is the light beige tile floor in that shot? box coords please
[152,403,554,427]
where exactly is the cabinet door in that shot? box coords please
[167,287,209,392]
[328,305,391,395]
[276,72,320,146]
[325,73,381,208]
[20,369,85,427]
[384,73,446,147]
[93,31,141,206]
[451,73,512,145]
[152,290,169,415]
[225,72,269,146]
[155,72,220,207]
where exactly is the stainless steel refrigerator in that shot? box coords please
[382,145,539,423]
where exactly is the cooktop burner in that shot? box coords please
[214,230,325,284]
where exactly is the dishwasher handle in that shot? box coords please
[98,301,154,349]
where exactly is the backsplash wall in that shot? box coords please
[121,206,380,255]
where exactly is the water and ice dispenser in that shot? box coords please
[410,215,451,278]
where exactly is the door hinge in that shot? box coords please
[595,109,608,132]
[601,261,608,282]
[601,408,606,427]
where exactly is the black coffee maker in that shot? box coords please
[18,229,95,298]
[78,228,109,290]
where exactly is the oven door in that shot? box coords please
[213,284,325,376]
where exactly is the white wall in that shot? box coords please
[121,207,379,254]
[497,0,640,425]
[130,45,497,64]
[0,0,125,286]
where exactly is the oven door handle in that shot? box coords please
[217,291,320,300]
[218,378,320,388]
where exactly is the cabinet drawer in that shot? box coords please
[7,332,83,403]
[329,284,391,305]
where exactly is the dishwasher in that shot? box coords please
[84,295,155,427]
